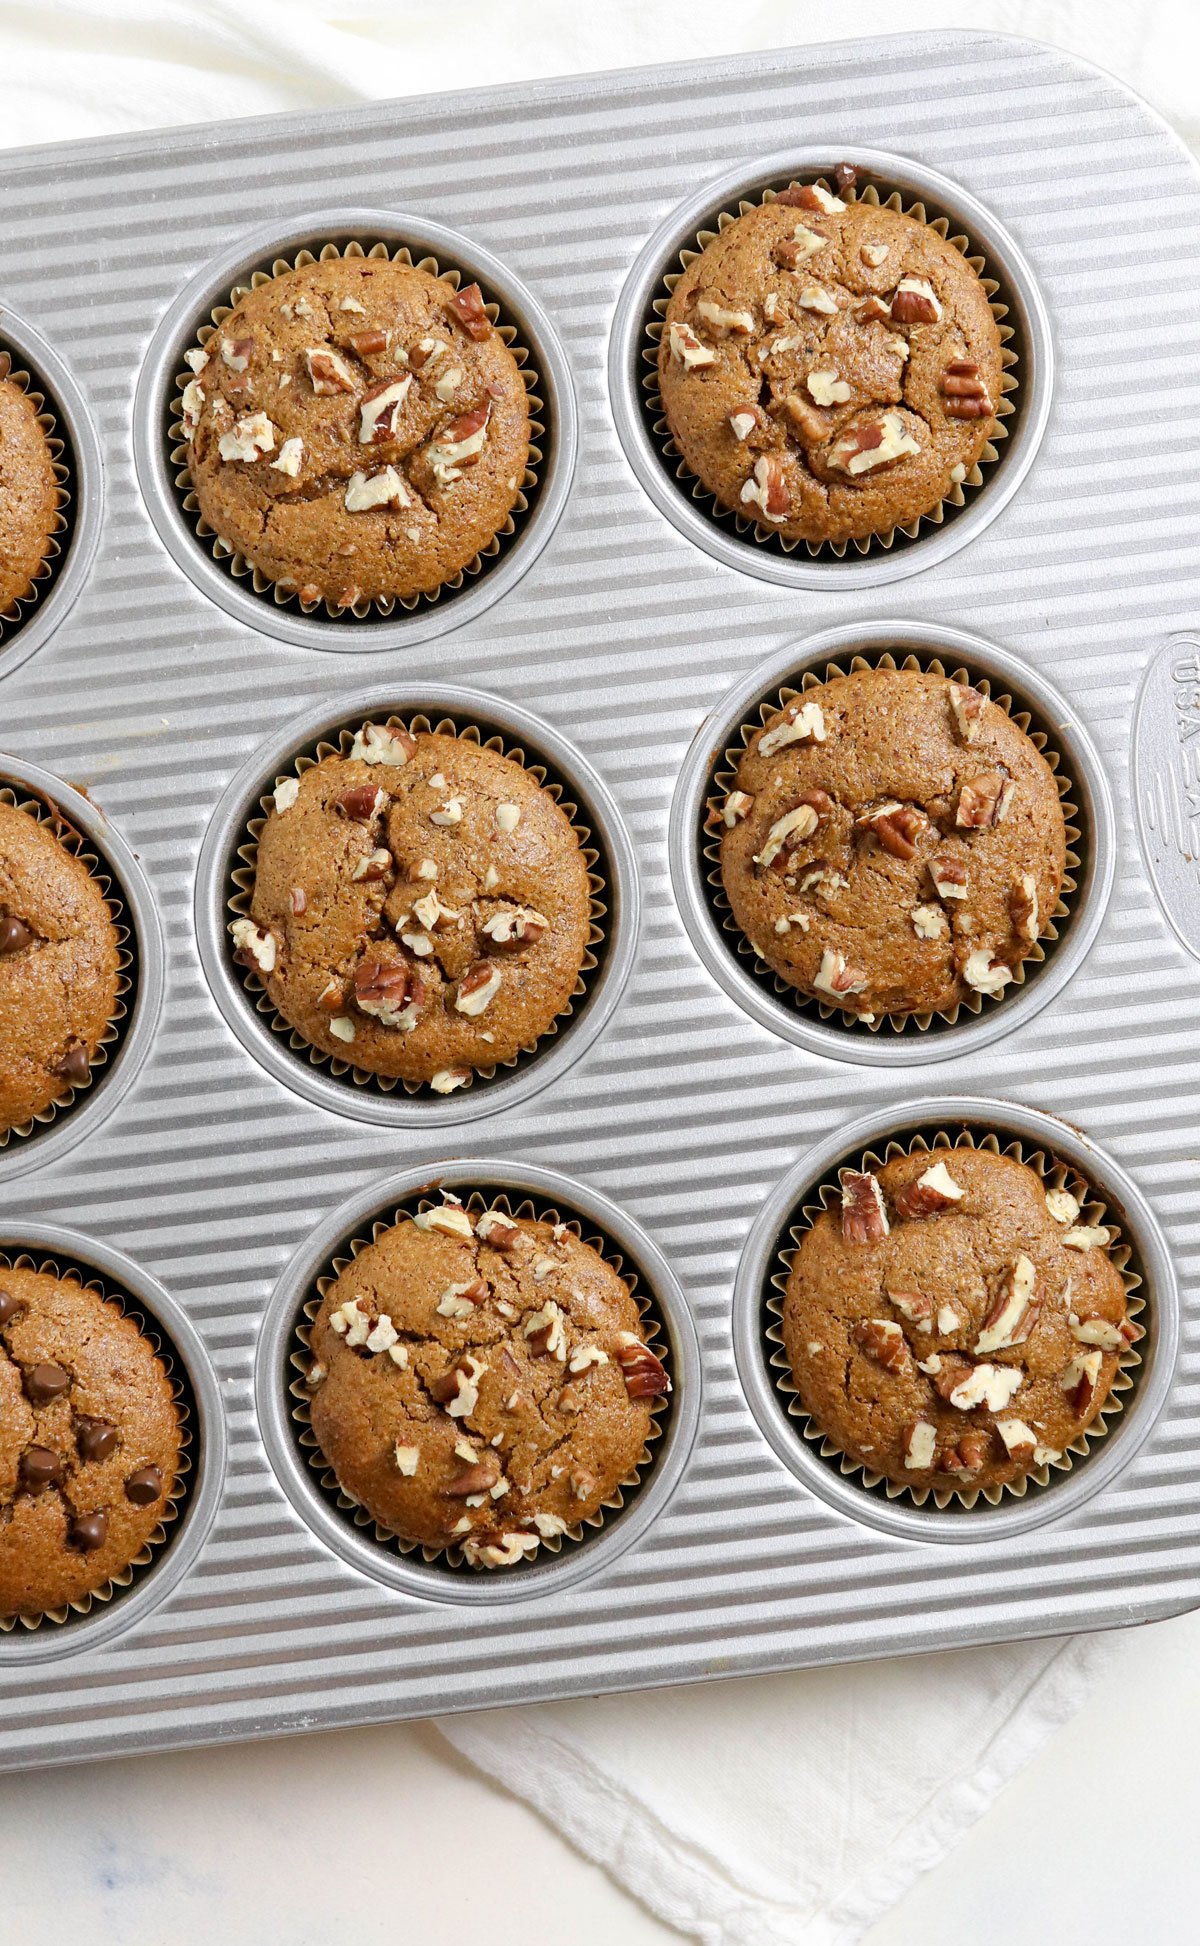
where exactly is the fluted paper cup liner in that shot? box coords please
[766,1128,1144,1511]
[227,711,607,1098]
[0,1250,193,1630]
[704,647,1082,1034]
[168,238,544,620]
[645,171,1018,560]
[0,346,72,648]
[0,783,134,1147]
[287,1188,671,1572]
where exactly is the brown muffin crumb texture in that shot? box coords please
[0,1268,181,1617]
[306,1200,669,1566]
[0,373,59,617]
[717,668,1066,1021]
[782,1146,1136,1495]
[241,725,592,1090]
[0,802,121,1134]
[658,185,1003,545]
[183,256,531,605]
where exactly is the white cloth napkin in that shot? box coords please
[0,4,1183,1939]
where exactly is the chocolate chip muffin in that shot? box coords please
[0,802,121,1134]
[182,256,531,607]
[658,177,1002,545]
[304,1199,669,1566]
[0,1266,181,1616]
[716,668,1066,1020]
[235,722,592,1093]
[0,366,59,618]
[782,1145,1136,1495]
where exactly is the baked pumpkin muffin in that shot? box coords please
[782,1145,1136,1495]
[658,177,1002,546]
[0,367,59,618]
[182,256,530,606]
[305,1199,669,1566]
[716,667,1066,1020]
[235,723,592,1093]
[0,1266,181,1617]
[0,801,121,1134]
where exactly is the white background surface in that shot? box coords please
[1,4,1196,1940]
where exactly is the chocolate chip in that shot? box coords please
[123,1465,163,1506]
[76,1417,118,1463]
[25,1362,71,1405]
[834,161,859,194]
[19,1446,61,1490]
[0,914,34,955]
[53,1039,90,1087]
[66,1510,108,1553]
[0,1290,20,1327]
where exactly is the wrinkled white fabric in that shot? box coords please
[1,4,1183,1939]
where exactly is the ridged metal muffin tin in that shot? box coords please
[2,28,1200,1771]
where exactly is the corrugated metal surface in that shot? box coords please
[1,28,1199,1770]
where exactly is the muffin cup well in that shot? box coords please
[0,1227,224,1663]
[609,147,1052,591]
[732,1098,1178,1545]
[196,686,639,1127]
[669,621,1115,1067]
[255,1161,701,1606]
[0,759,164,1177]
[134,211,577,653]
[0,347,70,643]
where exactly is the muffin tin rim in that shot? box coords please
[668,617,1116,1067]
[0,754,166,1178]
[254,1158,703,1606]
[0,1223,227,1666]
[130,205,578,653]
[731,1094,1179,1546]
[0,305,104,685]
[606,143,1053,590]
[194,683,641,1126]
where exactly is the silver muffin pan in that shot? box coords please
[1,28,1200,1770]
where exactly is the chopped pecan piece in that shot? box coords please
[995,1418,1038,1463]
[773,223,827,267]
[754,802,820,872]
[1060,1349,1103,1415]
[614,1333,671,1399]
[353,956,422,1029]
[694,297,755,337]
[930,1353,975,1401]
[945,1362,1023,1412]
[815,950,869,1001]
[667,320,715,368]
[929,853,968,902]
[728,403,767,441]
[443,1452,502,1498]
[956,771,1014,829]
[889,277,942,324]
[857,294,893,324]
[336,784,387,821]
[231,918,276,976]
[889,1290,934,1332]
[852,1317,908,1374]
[947,681,985,743]
[476,1209,521,1253]
[894,1160,965,1220]
[781,393,830,446]
[828,412,919,475]
[776,182,846,213]
[902,1420,937,1469]
[740,454,790,523]
[833,162,858,194]
[305,346,356,395]
[359,375,413,443]
[962,948,1013,997]
[975,1255,1039,1354]
[448,282,492,339]
[758,699,826,757]
[428,1354,485,1417]
[941,358,994,419]
[940,1433,987,1477]
[1010,873,1039,943]
[859,801,927,860]
[524,1300,566,1360]
[455,960,502,1017]
[348,327,388,358]
[840,1171,889,1243]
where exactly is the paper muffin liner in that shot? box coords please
[0,1249,194,1629]
[286,1186,672,1572]
[703,647,1083,1035]
[168,238,545,621]
[0,346,72,648]
[0,782,135,1148]
[765,1127,1145,1512]
[644,171,1019,561]
[227,711,608,1098]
